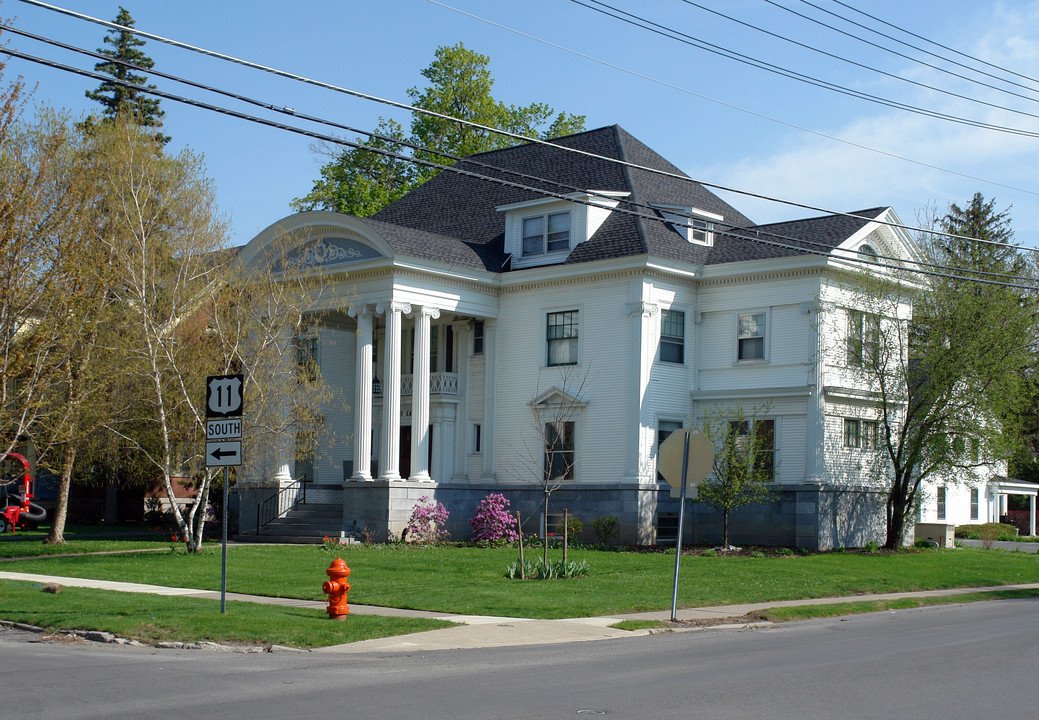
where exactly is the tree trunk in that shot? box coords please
[722,509,730,549]
[46,447,76,545]
[543,492,550,567]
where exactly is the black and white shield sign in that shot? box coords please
[206,374,244,418]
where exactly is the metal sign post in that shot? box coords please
[205,374,243,615]
[658,428,715,623]
[670,432,690,622]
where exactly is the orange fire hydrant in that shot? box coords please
[322,558,351,619]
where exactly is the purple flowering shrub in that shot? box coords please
[469,493,519,543]
[404,496,450,543]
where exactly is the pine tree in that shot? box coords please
[84,7,169,144]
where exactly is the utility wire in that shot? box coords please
[8,21,1031,287]
[4,42,1036,291]
[432,0,1039,201]
[572,0,1039,139]
[692,0,1039,110]
[828,0,1039,89]
[10,0,1039,257]
[784,0,1039,96]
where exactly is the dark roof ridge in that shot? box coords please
[747,206,889,230]
[613,125,650,255]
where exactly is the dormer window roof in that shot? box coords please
[652,204,723,246]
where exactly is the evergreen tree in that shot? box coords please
[84,7,169,144]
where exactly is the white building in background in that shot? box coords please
[235,125,1008,548]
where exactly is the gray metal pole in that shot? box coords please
[221,466,228,614]
[670,432,690,622]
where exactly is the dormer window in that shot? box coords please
[652,204,722,246]
[522,212,570,256]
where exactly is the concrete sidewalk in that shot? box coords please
[3,570,1037,652]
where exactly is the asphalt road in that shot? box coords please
[5,598,1039,720]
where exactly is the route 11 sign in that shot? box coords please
[206,374,243,418]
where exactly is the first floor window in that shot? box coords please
[970,488,979,520]
[545,421,575,482]
[660,309,685,364]
[472,423,482,454]
[656,512,679,543]
[844,418,879,449]
[473,320,485,355]
[657,420,683,482]
[937,486,946,520]
[296,335,318,382]
[737,312,765,361]
[547,310,579,366]
[729,418,775,481]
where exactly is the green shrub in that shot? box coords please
[864,541,879,553]
[750,550,766,558]
[555,514,583,540]
[700,548,717,557]
[955,523,1017,540]
[776,547,796,557]
[590,515,619,544]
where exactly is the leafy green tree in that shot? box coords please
[293,42,585,216]
[697,406,778,548]
[849,195,1036,548]
[83,7,169,144]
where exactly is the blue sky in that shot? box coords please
[4,0,1039,249]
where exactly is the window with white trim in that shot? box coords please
[844,418,879,450]
[970,488,979,520]
[736,312,766,361]
[545,421,575,482]
[660,309,685,364]
[522,212,570,256]
[472,423,482,454]
[848,310,880,367]
[546,310,579,366]
[656,420,683,482]
[937,486,946,520]
[729,418,775,482]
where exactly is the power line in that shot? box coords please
[571,0,1039,139]
[827,0,1039,90]
[10,0,1039,258]
[682,0,1039,117]
[431,0,1039,201]
[11,20,1031,287]
[4,41,1036,291]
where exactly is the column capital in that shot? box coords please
[624,301,658,317]
[376,301,412,316]
[408,304,441,320]
[347,303,374,319]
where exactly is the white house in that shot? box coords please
[235,125,1007,548]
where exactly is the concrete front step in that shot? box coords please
[238,502,341,544]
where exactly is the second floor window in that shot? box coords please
[848,310,880,367]
[737,312,765,361]
[523,212,570,256]
[660,309,685,364]
[547,310,579,366]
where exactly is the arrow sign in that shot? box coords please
[206,441,242,467]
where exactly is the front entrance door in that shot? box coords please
[398,425,433,480]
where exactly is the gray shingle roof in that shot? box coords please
[366,125,885,272]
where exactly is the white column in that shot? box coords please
[410,305,439,482]
[623,299,657,483]
[451,320,470,482]
[377,301,409,481]
[481,320,498,481]
[1030,495,1036,537]
[348,305,373,481]
[803,302,826,483]
[273,325,294,485]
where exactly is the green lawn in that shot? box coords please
[0,579,453,648]
[4,543,1039,619]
